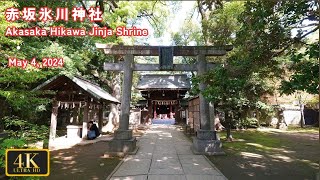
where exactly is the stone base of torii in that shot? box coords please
[96,44,232,156]
[104,129,138,157]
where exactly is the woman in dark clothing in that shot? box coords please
[87,121,100,140]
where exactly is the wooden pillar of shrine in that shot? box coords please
[70,104,79,125]
[98,103,104,132]
[49,100,59,148]
[169,104,173,119]
[148,100,152,121]
[153,102,157,118]
[82,101,89,139]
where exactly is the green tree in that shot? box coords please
[0,0,171,131]
[281,42,319,95]
[195,0,318,134]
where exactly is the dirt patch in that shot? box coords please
[45,142,121,180]
[207,130,319,180]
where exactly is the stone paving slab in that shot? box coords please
[148,175,186,180]
[176,145,194,154]
[113,158,151,176]
[110,175,147,180]
[126,152,153,159]
[186,175,227,180]
[109,125,227,180]
[152,154,179,160]
[149,158,184,175]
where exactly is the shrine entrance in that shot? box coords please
[136,74,190,124]
[154,102,175,119]
[152,103,176,125]
[96,44,232,155]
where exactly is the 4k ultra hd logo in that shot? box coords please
[6,149,50,176]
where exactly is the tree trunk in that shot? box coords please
[225,111,233,141]
[256,111,261,127]
[197,0,209,45]
[102,63,121,133]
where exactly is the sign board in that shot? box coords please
[159,47,173,70]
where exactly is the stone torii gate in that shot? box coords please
[96,44,232,155]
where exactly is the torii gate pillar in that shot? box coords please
[105,54,137,155]
[191,54,225,155]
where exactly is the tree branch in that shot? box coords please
[272,27,319,57]
[79,0,112,28]
[290,23,319,29]
[145,15,160,35]
[107,0,118,13]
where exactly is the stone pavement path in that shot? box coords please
[109,125,227,180]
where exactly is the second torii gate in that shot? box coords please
[96,44,232,155]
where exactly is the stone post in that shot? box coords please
[105,54,137,155]
[198,54,210,130]
[209,102,215,131]
[191,54,224,155]
[119,54,133,130]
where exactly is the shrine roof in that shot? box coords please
[136,74,191,90]
[34,75,120,103]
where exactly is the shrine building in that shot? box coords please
[136,74,190,124]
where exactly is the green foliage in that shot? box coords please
[255,101,275,125]
[1,116,49,144]
[172,19,203,46]
[0,91,51,127]
[203,1,244,45]
[236,117,258,129]
[196,0,318,128]
[236,0,318,94]
[0,138,26,168]
[0,0,170,126]
[281,42,319,95]
[0,116,49,175]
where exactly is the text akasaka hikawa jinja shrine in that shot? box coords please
[5,26,148,37]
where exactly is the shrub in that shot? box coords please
[236,117,259,129]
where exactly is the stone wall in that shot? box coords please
[283,108,301,125]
